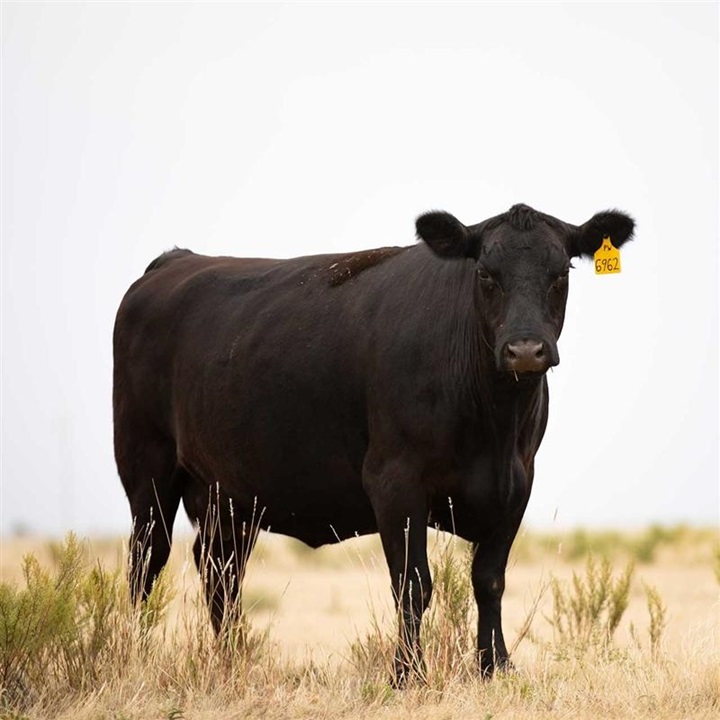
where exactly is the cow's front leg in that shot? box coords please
[389,520,432,686]
[472,533,516,676]
[364,459,432,686]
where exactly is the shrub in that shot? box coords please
[0,533,172,710]
[1,534,85,707]
[548,554,634,658]
[644,582,667,660]
[422,535,476,685]
[349,531,477,688]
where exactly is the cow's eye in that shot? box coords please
[477,267,493,282]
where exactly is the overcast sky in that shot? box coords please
[2,2,718,537]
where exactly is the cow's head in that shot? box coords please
[416,203,635,376]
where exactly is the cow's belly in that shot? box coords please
[176,411,377,546]
[264,502,379,547]
[254,460,378,546]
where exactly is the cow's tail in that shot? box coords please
[144,247,194,274]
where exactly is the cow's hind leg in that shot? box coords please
[187,486,260,637]
[363,457,432,686]
[116,431,184,605]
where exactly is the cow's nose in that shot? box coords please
[504,339,548,373]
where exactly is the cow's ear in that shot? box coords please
[416,211,474,258]
[568,210,635,258]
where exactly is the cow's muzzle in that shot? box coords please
[502,338,551,374]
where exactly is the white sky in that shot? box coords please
[2,2,718,537]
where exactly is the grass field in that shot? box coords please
[1,526,718,719]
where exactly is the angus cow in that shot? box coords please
[113,203,634,682]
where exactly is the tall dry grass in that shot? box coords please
[0,528,718,720]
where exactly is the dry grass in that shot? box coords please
[0,528,718,720]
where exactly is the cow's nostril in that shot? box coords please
[504,339,548,373]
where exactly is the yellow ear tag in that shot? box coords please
[594,235,621,275]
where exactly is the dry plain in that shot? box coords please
[0,526,718,719]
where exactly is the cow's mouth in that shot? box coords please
[506,368,548,382]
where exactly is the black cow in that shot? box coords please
[113,203,634,681]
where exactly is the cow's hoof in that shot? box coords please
[391,657,426,688]
[390,671,407,689]
[481,657,516,679]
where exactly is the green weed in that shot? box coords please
[644,582,667,660]
[350,531,477,688]
[547,554,634,658]
[0,533,171,710]
[422,535,476,685]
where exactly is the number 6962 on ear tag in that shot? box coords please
[594,236,622,275]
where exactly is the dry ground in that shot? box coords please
[1,528,718,719]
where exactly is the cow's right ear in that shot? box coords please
[416,211,474,258]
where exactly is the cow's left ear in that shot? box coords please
[416,211,475,258]
[568,210,635,258]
